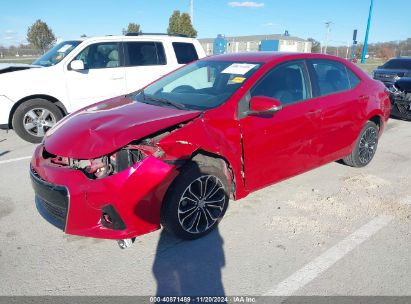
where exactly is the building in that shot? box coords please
[199,34,312,55]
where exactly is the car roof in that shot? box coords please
[203,52,346,64]
[388,57,411,61]
[76,35,198,43]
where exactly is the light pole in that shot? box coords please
[323,21,332,54]
[361,0,374,63]
[190,0,194,26]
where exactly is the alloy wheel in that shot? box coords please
[23,108,57,137]
[358,127,378,164]
[178,175,226,234]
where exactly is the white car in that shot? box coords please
[0,34,206,142]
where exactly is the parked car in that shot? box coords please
[30,52,390,248]
[0,34,205,143]
[389,77,411,120]
[373,57,411,88]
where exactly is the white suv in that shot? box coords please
[0,34,206,142]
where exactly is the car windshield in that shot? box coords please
[382,59,411,70]
[33,40,82,67]
[139,60,262,110]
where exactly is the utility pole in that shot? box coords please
[323,21,332,54]
[190,0,194,26]
[361,0,374,63]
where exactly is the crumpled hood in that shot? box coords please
[0,63,41,74]
[44,95,201,159]
[0,65,45,95]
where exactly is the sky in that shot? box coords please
[0,0,410,47]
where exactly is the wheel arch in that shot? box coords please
[366,113,385,135]
[8,94,68,128]
[368,115,381,128]
[189,149,236,200]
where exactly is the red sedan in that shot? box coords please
[30,52,390,248]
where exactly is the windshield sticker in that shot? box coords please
[221,63,257,75]
[57,44,72,53]
[231,76,246,84]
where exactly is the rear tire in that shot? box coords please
[342,121,379,167]
[161,162,229,240]
[12,98,63,143]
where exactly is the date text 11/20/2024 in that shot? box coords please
[149,296,256,303]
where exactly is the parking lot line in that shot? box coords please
[264,215,393,296]
[0,156,32,165]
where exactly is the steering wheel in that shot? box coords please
[171,85,196,93]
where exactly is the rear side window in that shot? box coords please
[310,60,351,96]
[347,69,361,88]
[124,42,166,66]
[172,42,199,64]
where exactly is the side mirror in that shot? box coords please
[248,96,283,116]
[70,60,85,71]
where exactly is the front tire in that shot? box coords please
[161,162,229,240]
[12,98,63,143]
[393,103,411,121]
[342,121,379,167]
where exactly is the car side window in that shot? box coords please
[347,68,361,88]
[124,42,166,66]
[251,62,309,105]
[172,42,199,64]
[311,60,351,96]
[74,43,120,69]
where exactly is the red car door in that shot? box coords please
[239,61,323,192]
[307,59,363,164]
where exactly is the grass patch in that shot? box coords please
[356,58,385,75]
[0,57,36,64]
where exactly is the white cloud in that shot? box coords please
[0,30,27,46]
[262,22,278,27]
[228,1,264,8]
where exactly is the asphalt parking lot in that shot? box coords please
[0,119,410,297]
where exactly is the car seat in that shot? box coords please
[140,45,157,65]
[106,49,120,68]
[325,69,345,92]
[273,68,303,103]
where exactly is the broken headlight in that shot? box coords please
[70,157,112,179]
[69,145,154,179]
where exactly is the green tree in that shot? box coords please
[27,19,56,53]
[167,10,197,38]
[122,22,141,35]
[307,38,321,53]
[180,12,197,38]
[167,10,182,36]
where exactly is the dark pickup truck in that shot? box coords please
[373,57,411,88]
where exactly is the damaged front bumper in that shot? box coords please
[30,145,178,240]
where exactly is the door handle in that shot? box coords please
[359,95,369,103]
[306,109,322,118]
[111,76,124,80]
